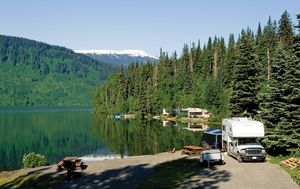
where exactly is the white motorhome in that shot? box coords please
[222,117,266,162]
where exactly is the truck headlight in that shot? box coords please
[240,149,246,154]
[262,149,266,154]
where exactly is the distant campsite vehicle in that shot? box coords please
[113,112,121,119]
[222,117,266,162]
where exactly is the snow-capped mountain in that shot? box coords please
[75,49,158,66]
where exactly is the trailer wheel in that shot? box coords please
[237,153,243,163]
[220,160,225,165]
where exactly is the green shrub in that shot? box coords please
[22,152,48,168]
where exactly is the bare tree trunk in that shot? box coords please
[189,53,193,73]
[213,50,218,77]
[267,48,271,86]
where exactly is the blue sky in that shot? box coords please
[0,0,299,56]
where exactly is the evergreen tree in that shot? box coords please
[223,34,236,87]
[260,40,297,154]
[193,40,202,75]
[260,17,278,84]
[230,29,260,117]
[119,65,127,101]
[205,37,213,76]
[256,22,262,43]
[278,10,294,49]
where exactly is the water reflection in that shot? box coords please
[0,108,103,170]
[92,115,202,157]
[0,108,203,171]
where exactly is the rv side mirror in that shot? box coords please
[233,141,236,146]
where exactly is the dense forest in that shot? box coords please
[94,11,300,155]
[0,35,118,106]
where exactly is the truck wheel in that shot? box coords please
[237,153,243,163]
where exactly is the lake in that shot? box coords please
[0,107,202,170]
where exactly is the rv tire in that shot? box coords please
[237,153,243,163]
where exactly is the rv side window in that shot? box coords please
[222,125,225,131]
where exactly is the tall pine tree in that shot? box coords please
[278,10,294,49]
[230,29,260,117]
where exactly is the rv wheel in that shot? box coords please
[237,153,243,163]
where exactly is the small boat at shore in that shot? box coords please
[165,117,176,122]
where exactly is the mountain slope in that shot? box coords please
[76,50,158,66]
[0,35,118,106]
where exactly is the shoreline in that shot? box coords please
[0,151,184,173]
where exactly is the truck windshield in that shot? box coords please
[238,138,260,145]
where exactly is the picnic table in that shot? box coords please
[181,146,204,156]
[57,157,88,179]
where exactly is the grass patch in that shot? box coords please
[268,155,300,186]
[0,169,63,189]
[0,172,22,186]
[138,157,200,189]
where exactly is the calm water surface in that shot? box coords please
[0,107,201,170]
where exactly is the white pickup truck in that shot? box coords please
[222,117,266,162]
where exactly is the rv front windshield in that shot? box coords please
[238,138,260,145]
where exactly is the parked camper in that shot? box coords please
[222,117,266,162]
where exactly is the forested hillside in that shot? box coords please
[94,11,300,155]
[0,35,118,106]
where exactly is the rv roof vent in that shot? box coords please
[232,117,249,121]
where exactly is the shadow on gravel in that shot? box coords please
[138,157,231,189]
[56,157,231,189]
[0,157,231,189]
[57,163,151,189]
[0,167,62,189]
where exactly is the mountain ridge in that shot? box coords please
[75,49,158,59]
[75,49,158,66]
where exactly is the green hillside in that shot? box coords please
[0,35,118,106]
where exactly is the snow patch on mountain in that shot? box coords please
[75,49,158,59]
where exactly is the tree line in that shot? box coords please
[94,11,299,155]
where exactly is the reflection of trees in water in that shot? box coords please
[92,115,202,157]
[0,111,101,170]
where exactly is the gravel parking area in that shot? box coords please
[1,152,299,188]
[179,154,299,189]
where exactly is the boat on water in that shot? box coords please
[165,117,176,122]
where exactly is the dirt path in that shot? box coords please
[0,152,298,188]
